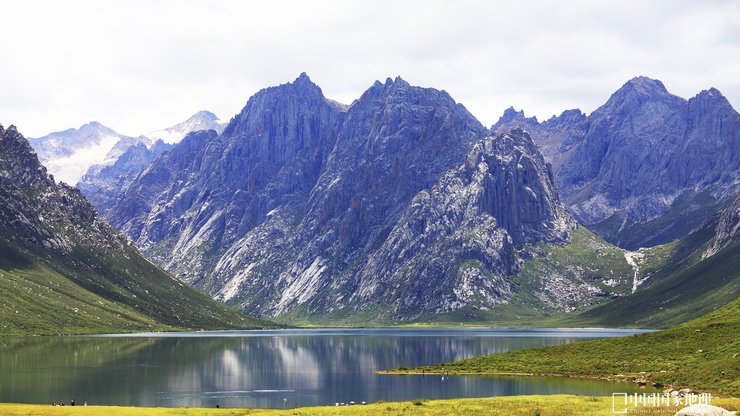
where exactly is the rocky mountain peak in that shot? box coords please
[496,107,538,127]
[77,121,118,136]
[599,76,681,113]
[188,110,219,122]
[622,76,670,96]
[690,87,734,109]
[547,109,586,125]
[390,75,410,87]
[150,138,170,153]
[222,73,329,138]
[502,77,738,249]
[295,71,311,83]
[290,72,323,95]
[27,121,137,185]
[359,75,425,103]
[353,77,475,132]
[0,124,53,188]
[146,110,225,145]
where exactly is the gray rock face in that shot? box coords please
[674,404,736,416]
[493,77,740,249]
[106,74,575,320]
[347,129,573,318]
[494,107,588,174]
[110,73,344,286]
[703,194,740,258]
[1,123,129,258]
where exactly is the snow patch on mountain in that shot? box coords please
[147,111,225,144]
[44,134,121,184]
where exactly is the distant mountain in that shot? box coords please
[105,74,634,323]
[493,76,740,249]
[0,123,272,335]
[147,110,226,144]
[78,139,173,217]
[28,122,147,185]
[27,111,225,188]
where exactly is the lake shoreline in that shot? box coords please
[0,395,737,415]
[376,369,641,384]
[379,299,740,397]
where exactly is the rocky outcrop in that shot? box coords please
[703,195,740,258]
[1,124,106,252]
[347,129,573,318]
[674,404,736,416]
[493,107,588,173]
[493,77,740,249]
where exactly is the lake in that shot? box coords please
[0,328,656,408]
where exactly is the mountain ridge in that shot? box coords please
[493,76,740,249]
[100,74,641,323]
[48,73,739,326]
[0,123,273,334]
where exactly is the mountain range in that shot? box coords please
[96,73,739,324]
[0,123,270,335]
[493,76,740,249]
[14,73,740,328]
[28,111,225,187]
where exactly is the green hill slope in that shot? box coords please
[387,297,740,396]
[566,202,740,328]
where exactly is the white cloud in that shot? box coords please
[0,0,738,137]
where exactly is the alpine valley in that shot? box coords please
[0,123,272,335]
[33,73,733,327]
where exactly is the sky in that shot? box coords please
[0,0,738,138]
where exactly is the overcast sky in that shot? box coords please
[1,0,738,137]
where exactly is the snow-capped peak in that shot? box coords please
[147,111,226,144]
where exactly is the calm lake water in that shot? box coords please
[0,328,656,408]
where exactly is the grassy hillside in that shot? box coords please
[0,238,167,335]
[385,297,740,396]
[566,215,740,328]
[0,232,275,335]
